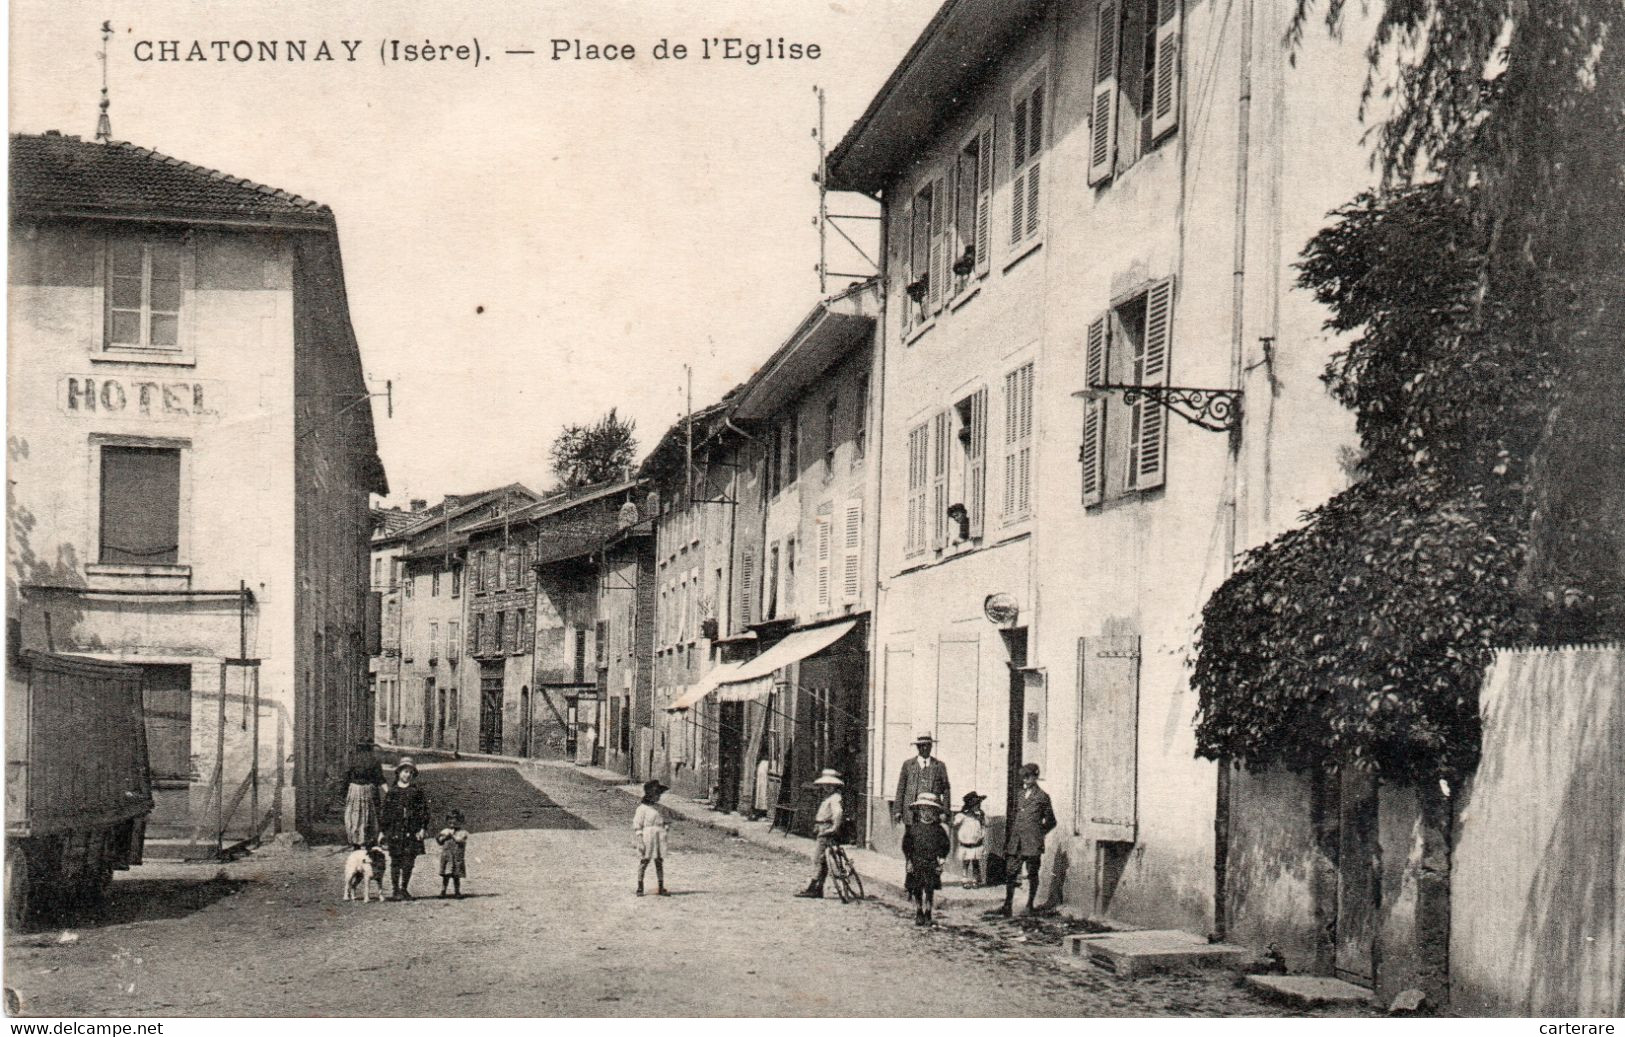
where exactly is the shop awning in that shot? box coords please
[713,620,857,696]
[664,661,744,713]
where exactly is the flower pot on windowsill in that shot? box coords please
[952,248,976,277]
[905,277,928,304]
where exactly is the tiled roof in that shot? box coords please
[10,132,334,229]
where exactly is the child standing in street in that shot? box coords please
[633,780,670,897]
[953,791,988,888]
[436,809,469,898]
[902,792,950,926]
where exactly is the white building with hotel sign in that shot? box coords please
[7,131,388,847]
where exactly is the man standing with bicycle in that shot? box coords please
[794,769,846,898]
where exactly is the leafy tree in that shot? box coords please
[548,409,638,489]
[1192,4,1623,781]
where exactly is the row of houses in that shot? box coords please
[369,0,1615,1009]
[377,0,1375,980]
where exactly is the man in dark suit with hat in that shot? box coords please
[998,761,1056,917]
[892,732,951,826]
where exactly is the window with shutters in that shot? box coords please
[105,237,188,357]
[784,418,800,489]
[97,443,182,565]
[429,622,439,663]
[953,388,989,540]
[1083,278,1174,504]
[823,395,838,477]
[854,374,870,461]
[468,614,480,656]
[404,617,415,663]
[432,570,441,597]
[1002,362,1036,523]
[903,177,947,336]
[1010,66,1047,250]
[1088,0,1181,186]
[515,608,528,654]
[766,542,781,621]
[448,621,460,662]
[451,564,462,597]
[784,536,797,613]
[905,422,930,557]
[953,120,995,295]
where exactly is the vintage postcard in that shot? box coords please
[5,0,1621,1023]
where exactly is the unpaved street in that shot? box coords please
[5,760,1360,1017]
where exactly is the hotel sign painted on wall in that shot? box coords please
[58,375,221,420]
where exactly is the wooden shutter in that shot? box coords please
[909,190,930,330]
[1002,372,1017,518]
[841,501,862,602]
[1011,93,1029,245]
[1082,315,1110,506]
[974,125,994,276]
[816,511,832,609]
[1077,634,1139,840]
[1018,364,1034,515]
[1135,278,1174,491]
[967,387,988,537]
[738,548,755,628]
[1151,0,1182,141]
[931,410,950,549]
[1023,83,1044,240]
[928,175,948,313]
[1088,0,1121,186]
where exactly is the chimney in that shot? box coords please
[410,498,428,512]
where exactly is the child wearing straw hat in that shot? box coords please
[380,757,430,900]
[632,779,671,897]
[903,791,951,925]
[794,769,846,899]
[953,791,989,888]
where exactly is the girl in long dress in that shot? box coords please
[342,741,385,848]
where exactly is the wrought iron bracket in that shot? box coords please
[1086,384,1243,433]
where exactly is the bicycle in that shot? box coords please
[825,841,865,903]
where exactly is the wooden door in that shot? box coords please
[479,664,504,754]
[139,664,192,833]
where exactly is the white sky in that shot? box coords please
[9,0,938,504]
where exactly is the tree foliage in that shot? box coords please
[548,409,638,489]
[1193,4,1624,780]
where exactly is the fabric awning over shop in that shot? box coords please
[712,620,857,699]
[665,661,744,712]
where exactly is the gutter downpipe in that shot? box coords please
[866,187,888,848]
[1215,0,1256,943]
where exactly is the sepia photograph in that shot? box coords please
[4,0,1622,1023]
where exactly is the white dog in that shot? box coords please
[343,846,389,902]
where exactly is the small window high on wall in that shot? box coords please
[99,444,181,564]
[106,238,184,353]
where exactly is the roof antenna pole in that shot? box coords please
[685,363,694,505]
[96,20,113,142]
[813,85,827,295]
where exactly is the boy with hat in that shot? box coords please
[794,769,845,899]
[903,791,951,925]
[953,792,989,888]
[632,780,670,896]
[998,762,1057,917]
[892,732,951,827]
